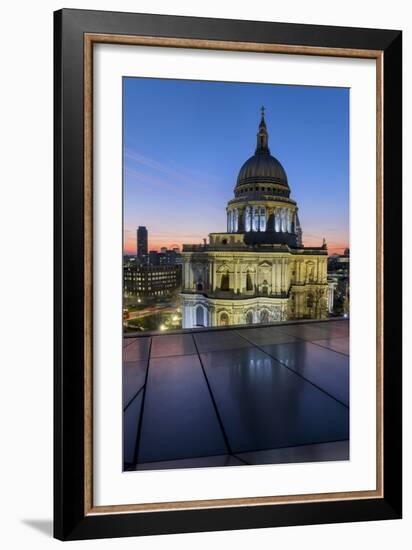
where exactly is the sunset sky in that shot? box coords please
[123,77,349,256]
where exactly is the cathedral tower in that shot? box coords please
[180,109,328,328]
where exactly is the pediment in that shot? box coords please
[217,264,231,273]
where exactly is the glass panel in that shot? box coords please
[138,355,227,462]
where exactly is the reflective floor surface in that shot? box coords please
[123,320,349,471]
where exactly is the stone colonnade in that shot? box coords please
[227,205,296,233]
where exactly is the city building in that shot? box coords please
[124,264,182,298]
[123,255,137,267]
[136,226,148,263]
[180,108,329,328]
[147,248,182,267]
[148,250,160,266]
[328,249,350,316]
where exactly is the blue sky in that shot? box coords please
[123,77,349,254]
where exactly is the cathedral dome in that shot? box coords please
[235,107,289,189]
[237,153,288,187]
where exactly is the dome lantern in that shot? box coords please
[255,105,270,154]
[235,108,289,190]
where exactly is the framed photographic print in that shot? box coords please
[54,9,402,540]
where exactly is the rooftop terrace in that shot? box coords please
[123,319,349,471]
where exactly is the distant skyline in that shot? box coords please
[123,77,349,255]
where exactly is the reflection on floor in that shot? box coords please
[123,319,349,471]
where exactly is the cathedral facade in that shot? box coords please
[181,109,329,329]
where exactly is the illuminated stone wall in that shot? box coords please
[180,243,328,328]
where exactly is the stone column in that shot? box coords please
[328,284,334,312]
[276,260,281,294]
[184,260,190,290]
[285,258,290,290]
[190,263,195,289]
[271,261,276,295]
[238,208,244,232]
[282,259,286,292]
[254,264,258,293]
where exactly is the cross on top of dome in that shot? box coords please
[235,108,288,188]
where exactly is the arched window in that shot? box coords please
[233,208,239,232]
[274,208,281,232]
[259,207,266,231]
[291,211,296,233]
[246,310,254,325]
[306,293,314,308]
[196,305,205,326]
[220,272,230,291]
[227,211,231,232]
[281,208,287,232]
[196,281,203,291]
[219,312,229,326]
[261,280,269,295]
[252,207,259,232]
[260,309,270,323]
[244,206,251,232]
[246,270,253,291]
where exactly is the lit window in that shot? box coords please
[259,206,266,231]
[252,206,259,231]
[281,208,287,232]
[233,208,239,232]
[244,206,251,232]
[275,208,281,232]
